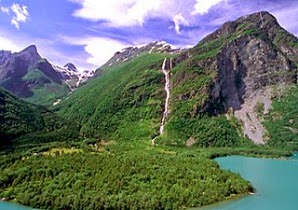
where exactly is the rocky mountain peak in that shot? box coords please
[186,11,298,144]
[17,45,41,63]
[200,11,281,45]
[64,63,78,72]
[21,45,39,55]
[0,44,95,105]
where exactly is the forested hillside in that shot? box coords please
[0,11,297,210]
[0,88,78,147]
[56,54,166,141]
[56,12,298,147]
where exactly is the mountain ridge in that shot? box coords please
[0,45,94,106]
[57,11,298,146]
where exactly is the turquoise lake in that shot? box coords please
[202,153,298,210]
[1,153,297,210]
[0,201,35,210]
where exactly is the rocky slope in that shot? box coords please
[0,46,94,106]
[52,63,94,89]
[169,11,297,144]
[56,11,297,147]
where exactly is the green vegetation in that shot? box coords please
[0,11,297,210]
[161,43,241,147]
[264,86,298,148]
[56,52,243,148]
[56,54,166,141]
[22,67,69,106]
[0,88,79,147]
[0,88,44,140]
[273,29,298,49]
[0,141,254,210]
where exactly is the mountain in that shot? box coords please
[0,46,94,106]
[0,50,12,65]
[166,11,298,145]
[52,63,95,90]
[0,88,78,147]
[94,41,180,77]
[56,11,298,147]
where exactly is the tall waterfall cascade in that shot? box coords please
[159,58,172,135]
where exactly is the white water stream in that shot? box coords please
[159,58,171,135]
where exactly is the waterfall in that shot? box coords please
[159,58,171,135]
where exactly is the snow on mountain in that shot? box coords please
[51,63,94,89]
[101,41,181,70]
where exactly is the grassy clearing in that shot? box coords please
[42,148,83,156]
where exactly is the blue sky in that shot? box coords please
[0,0,297,71]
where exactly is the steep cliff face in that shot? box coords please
[214,35,295,111]
[0,50,12,66]
[56,11,297,147]
[168,11,298,144]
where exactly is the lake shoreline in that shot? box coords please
[199,152,298,210]
[1,149,296,210]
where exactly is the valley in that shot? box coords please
[0,10,297,210]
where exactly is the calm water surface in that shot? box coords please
[200,152,298,210]
[1,153,297,210]
[0,201,35,210]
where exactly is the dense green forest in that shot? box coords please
[0,141,254,210]
[55,53,243,148]
[264,86,298,147]
[0,88,79,147]
[0,11,297,210]
[56,53,166,141]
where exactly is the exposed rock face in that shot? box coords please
[173,11,297,144]
[64,63,78,72]
[52,63,94,89]
[207,12,298,143]
[0,45,64,98]
[215,36,295,111]
[0,50,12,66]
[0,45,94,105]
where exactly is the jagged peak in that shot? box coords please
[200,11,281,45]
[237,11,279,29]
[21,45,38,54]
[64,63,78,72]
[17,45,40,59]
[240,11,278,24]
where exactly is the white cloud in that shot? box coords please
[10,3,29,29]
[192,0,226,15]
[172,13,189,34]
[84,38,127,66]
[72,0,161,27]
[70,0,196,34]
[1,6,10,14]
[0,36,21,52]
[62,36,128,66]
[0,3,29,29]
